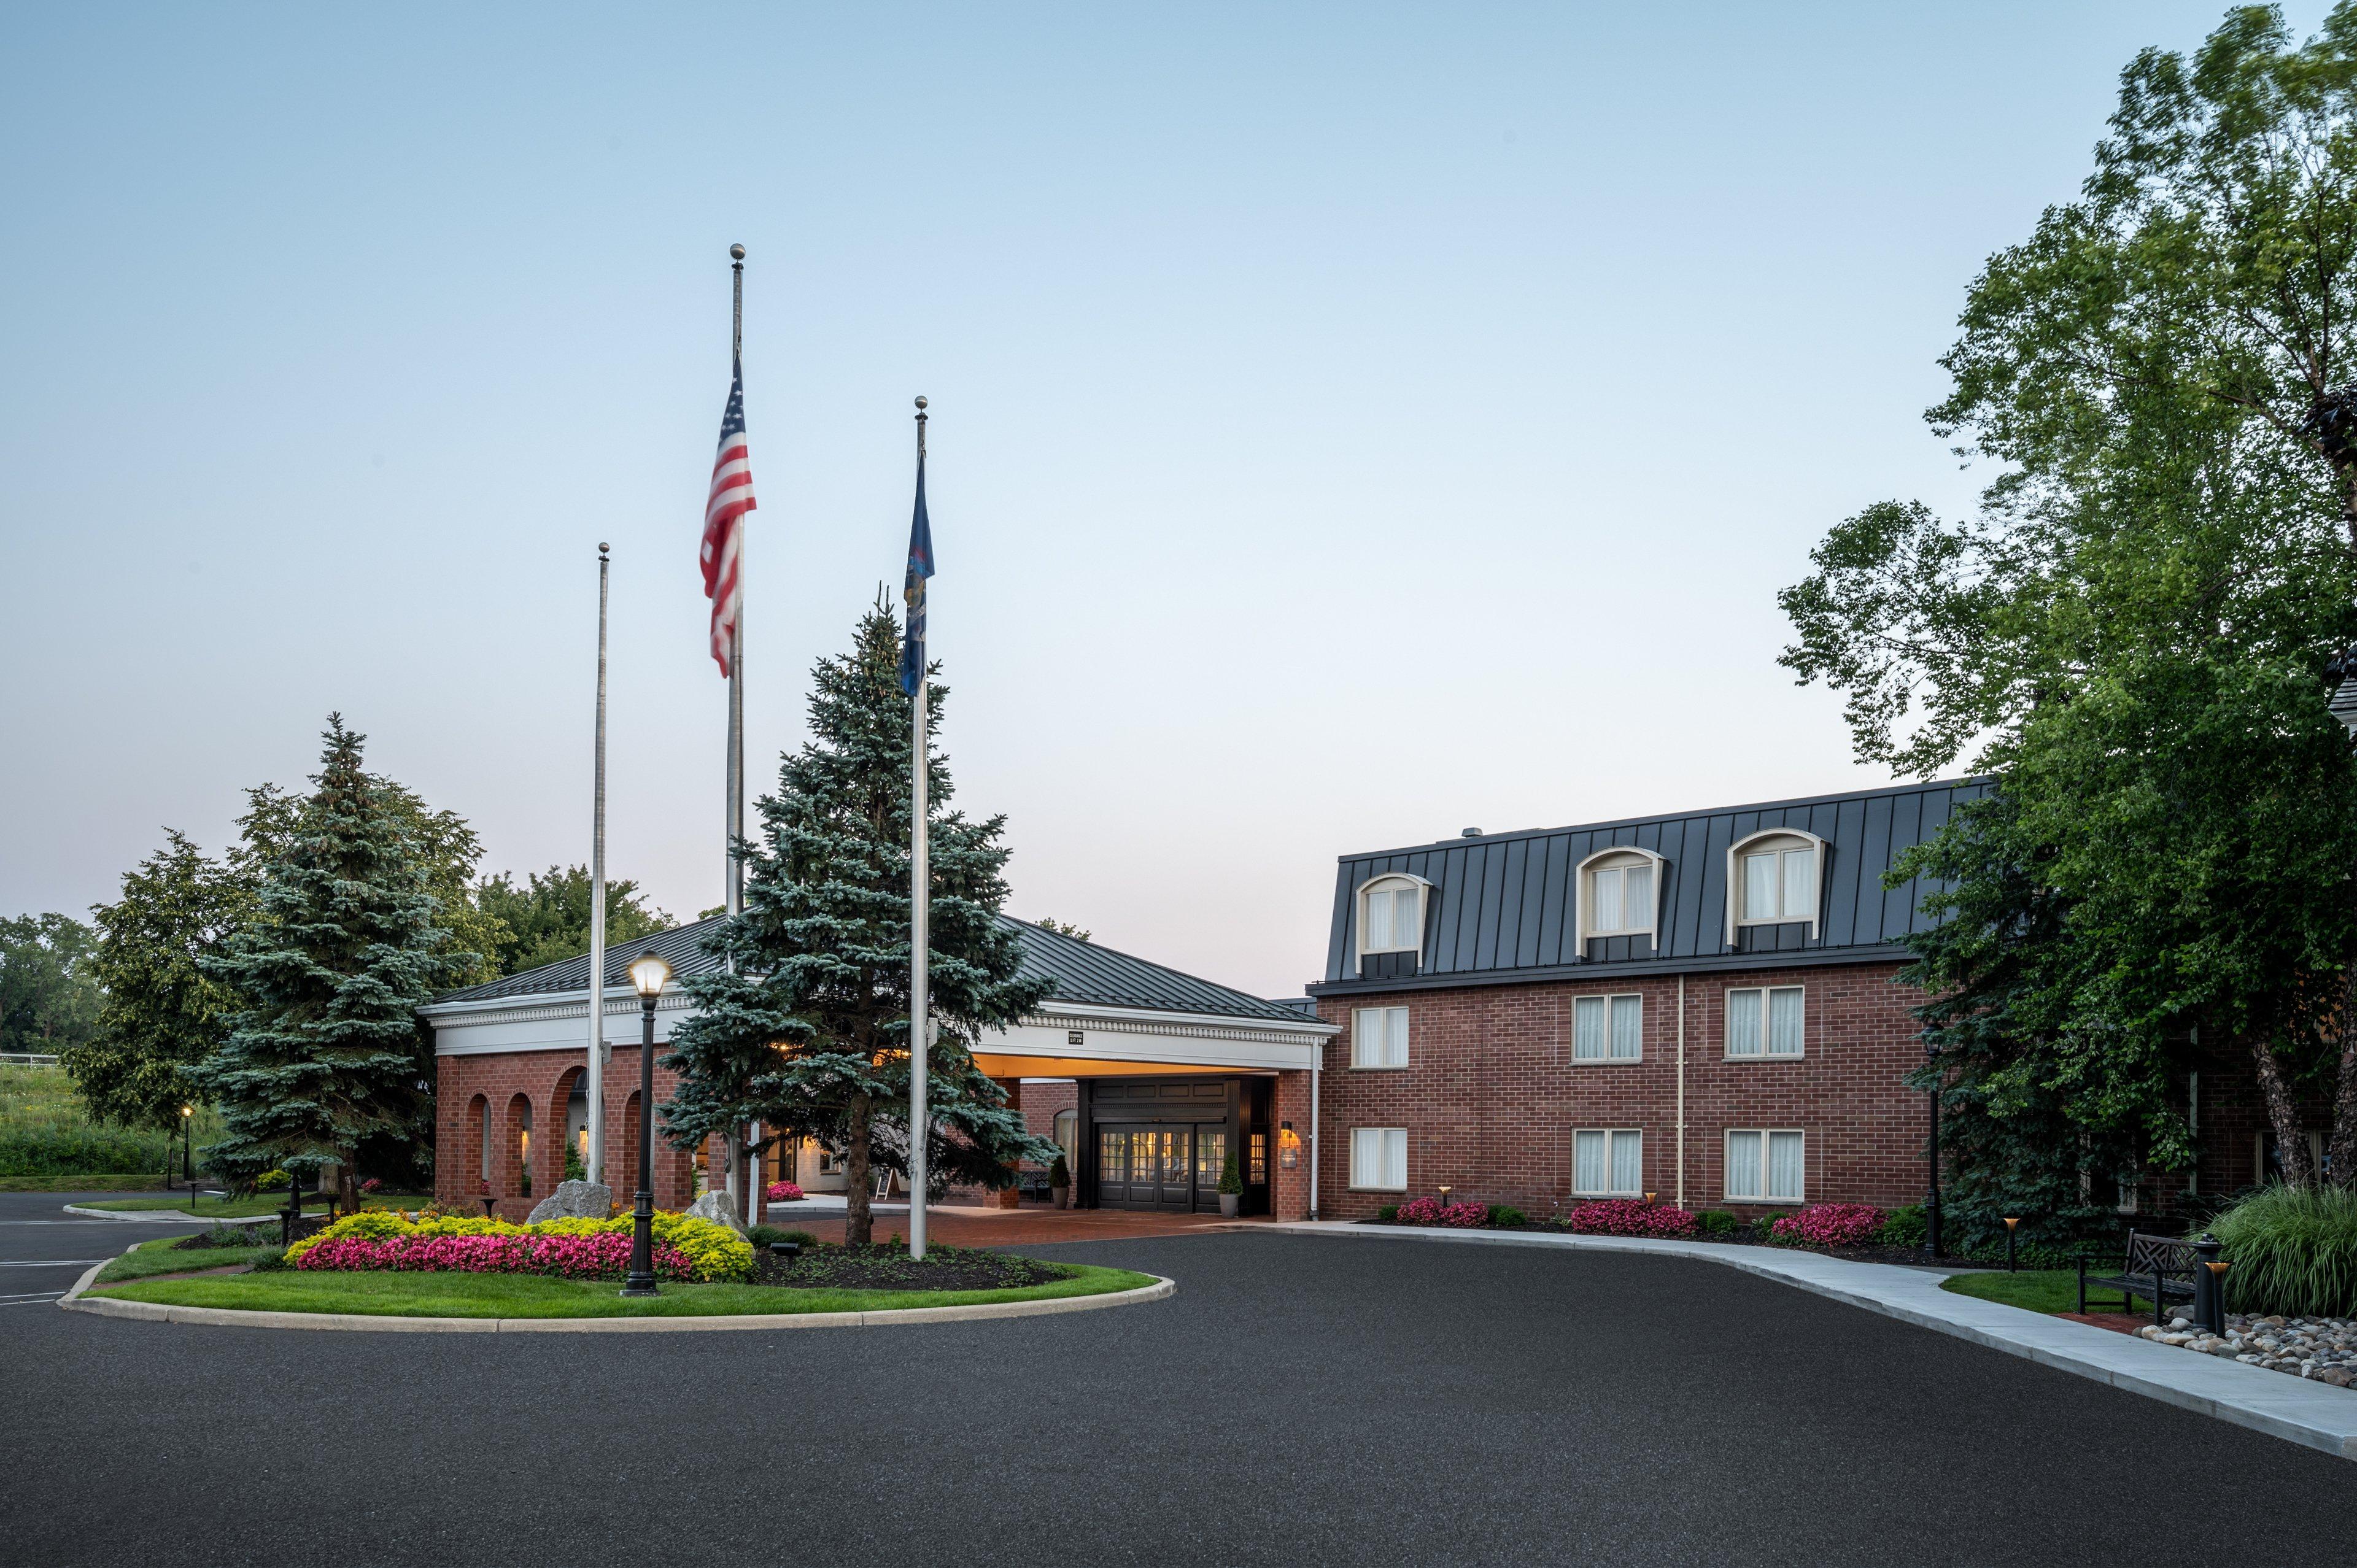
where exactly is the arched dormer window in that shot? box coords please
[1726,829,1827,943]
[1355,873,1431,959]
[1576,846,1665,947]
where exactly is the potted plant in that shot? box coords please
[1049,1154,1070,1210]
[1217,1149,1244,1218]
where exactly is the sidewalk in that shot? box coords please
[1261,1220,2357,1462]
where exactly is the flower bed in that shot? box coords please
[1768,1203,1886,1248]
[1395,1197,1490,1228]
[299,1231,696,1282]
[765,1180,804,1202]
[286,1208,754,1282]
[1558,1200,1698,1238]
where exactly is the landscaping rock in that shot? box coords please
[525,1180,613,1224]
[684,1189,748,1234]
[2138,1311,2357,1392]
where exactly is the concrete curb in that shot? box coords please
[62,1203,274,1224]
[57,1253,1175,1333]
[1261,1221,2357,1462]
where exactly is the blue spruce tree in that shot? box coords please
[664,602,1055,1245]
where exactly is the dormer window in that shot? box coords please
[1726,830,1827,941]
[1356,875,1428,957]
[1576,848,1664,947]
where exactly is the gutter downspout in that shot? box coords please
[1309,1059,1320,1222]
[1676,974,1687,1209]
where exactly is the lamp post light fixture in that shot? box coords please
[1644,1191,1657,1207]
[2003,1216,2020,1273]
[180,1104,194,1194]
[1438,1184,1452,1207]
[1922,1040,1945,1260]
[620,952,672,1299]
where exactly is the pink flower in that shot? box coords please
[764,1181,803,1202]
[1562,1200,1697,1238]
[295,1232,692,1281]
[1394,1197,1491,1228]
[1768,1203,1884,1248]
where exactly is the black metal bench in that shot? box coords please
[2075,1230,2199,1324]
[1016,1170,1053,1203]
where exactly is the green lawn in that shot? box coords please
[86,1261,1158,1318]
[1940,1268,2164,1316]
[80,1192,422,1219]
[93,1234,282,1284]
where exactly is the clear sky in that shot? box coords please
[0,2,2316,997]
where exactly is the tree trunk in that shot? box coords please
[2328,1003,2357,1188]
[336,1151,360,1217]
[843,1095,873,1245]
[2251,1035,2316,1188]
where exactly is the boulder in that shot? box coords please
[525,1180,613,1224]
[684,1188,749,1234]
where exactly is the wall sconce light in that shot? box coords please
[1279,1121,1300,1168]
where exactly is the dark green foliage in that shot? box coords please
[1048,1154,1070,1188]
[563,1141,586,1183]
[0,913,99,1058]
[1696,1210,1739,1235]
[1879,1205,1927,1249]
[2210,1183,2357,1315]
[473,866,670,978]
[191,718,471,1206]
[1487,1205,1527,1229]
[1374,1204,1399,1224]
[747,1225,819,1249]
[0,1124,176,1177]
[66,834,247,1132]
[1217,1149,1243,1196]
[664,604,1056,1245]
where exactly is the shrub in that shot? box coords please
[1561,1200,1697,1238]
[1879,1204,1927,1249]
[247,1248,289,1272]
[0,1125,179,1178]
[1375,1204,1400,1223]
[748,1225,819,1249]
[1770,1203,1887,1248]
[563,1144,586,1183]
[284,1208,756,1282]
[1696,1210,1739,1235]
[2210,1184,2357,1318]
[765,1180,804,1202]
[1218,1150,1244,1197]
[1395,1197,1489,1228]
[1487,1205,1527,1228]
[255,1168,290,1192]
[1049,1154,1070,1188]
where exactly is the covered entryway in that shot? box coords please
[1082,1076,1269,1214]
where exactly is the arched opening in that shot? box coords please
[551,1065,586,1190]
[505,1094,534,1203]
[617,1091,642,1197]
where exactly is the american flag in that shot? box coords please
[699,357,757,676]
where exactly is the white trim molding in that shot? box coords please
[1725,828,1829,945]
[1353,872,1434,960]
[1574,846,1666,949]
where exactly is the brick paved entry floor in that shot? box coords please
[768,1205,1260,1246]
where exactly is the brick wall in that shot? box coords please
[435,1047,697,1219]
[1304,963,1933,1221]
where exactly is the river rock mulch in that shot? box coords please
[754,1242,1060,1293]
[2137,1313,2357,1388]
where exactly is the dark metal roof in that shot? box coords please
[1312,778,1986,995]
[427,914,1314,1025]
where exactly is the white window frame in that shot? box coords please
[1349,1126,1407,1191]
[1569,992,1644,1064]
[1725,828,1828,943]
[1350,1006,1410,1070]
[1724,984,1806,1059]
[1571,1128,1644,1196]
[1575,846,1666,947]
[1723,1128,1806,1204]
[1354,873,1433,959]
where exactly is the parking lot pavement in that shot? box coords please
[7,1225,2353,1567]
[0,1191,183,1305]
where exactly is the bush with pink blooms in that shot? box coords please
[765,1181,804,1202]
[1558,1199,1698,1238]
[296,1230,697,1281]
[1767,1203,1886,1248]
[1393,1197,1490,1228]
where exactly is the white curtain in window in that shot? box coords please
[1609,994,1643,1059]
[1609,1130,1642,1192]
[1382,1129,1406,1189]
[1573,996,1605,1060]
[1768,988,1803,1055]
[1727,989,1762,1056]
[1744,852,1777,920]
[1352,1127,1384,1188]
[1780,849,1813,922]
[1391,889,1420,948]
[1574,1130,1606,1193]
[1364,889,1392,949]
[1726,1131,1763,1199]
[1768,1131,1804,1200]
[1592,867,1624,933]
[1354,1008,1407,1068]
[1624,864,1652,929]
[1385,1008,1409,1067]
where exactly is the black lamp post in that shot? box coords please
[620,952,671,1299]
[1923,1040,1945,1260]
[179,1104,194,1195]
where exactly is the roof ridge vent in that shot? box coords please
[1460,827,1482,838]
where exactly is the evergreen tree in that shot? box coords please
[64,834,247,1130]
[664,603,1056,1245]
[192,717,468,1205]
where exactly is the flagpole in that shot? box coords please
[587,542,610,1187]
[724,243,747,1216]
[909,395,931,1261]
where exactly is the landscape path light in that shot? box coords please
[2003,1216,2020,1273]
[621,952,673,1298]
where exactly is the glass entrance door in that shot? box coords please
[1193,1126,1228,1212]
[1095,1126,1196,1210]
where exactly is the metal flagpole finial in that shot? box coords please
[729,243,745,263]
[598,541,609,558]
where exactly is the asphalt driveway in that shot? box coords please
[4,1191,2349,1567]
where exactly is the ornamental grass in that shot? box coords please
[2209,1184,2357,1318]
